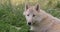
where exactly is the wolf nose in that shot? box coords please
[28,22,31,25]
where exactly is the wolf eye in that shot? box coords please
[27,14,29,16]
[33,14,35,17]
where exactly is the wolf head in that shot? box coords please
[23,3,42,25]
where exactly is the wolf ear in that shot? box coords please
[25,3,31,10]
[35,4,40,12]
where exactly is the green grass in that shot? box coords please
[0,2,29,32]
[0,0,60,32]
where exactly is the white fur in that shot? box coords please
[23,4,60,32]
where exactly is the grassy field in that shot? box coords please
[0,0,60,32]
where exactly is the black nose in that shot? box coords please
[28,22,31,25]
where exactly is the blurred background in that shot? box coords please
[0,0,60,32]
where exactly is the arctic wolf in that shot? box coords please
[23,3,60,32]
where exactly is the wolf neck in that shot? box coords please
[38,9,54,27]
